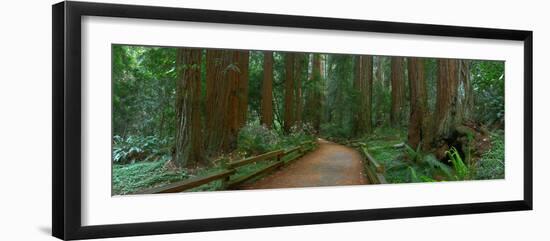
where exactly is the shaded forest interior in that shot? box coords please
[112,45,505,195]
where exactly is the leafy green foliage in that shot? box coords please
[112,45,177,139]
[237,122,315,156]
[423,154,453,178]
[446,147,470,180]
[471,61,505,126]
[237,122,281,155]
[112,135,172,164]
[322,55,355,138]
[112,161,188,195]
[408,166,420,182]
[320,122,352,139]
[361,127,489,183]
[476,130,505,179]
[404,143,422,163]
[408,167,437,182]
[372,76,391,126]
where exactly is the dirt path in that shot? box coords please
[238,139,368,190]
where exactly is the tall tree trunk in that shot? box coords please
[173,48,203,168]
[407,57,430,151]
[318,54,325,132]
[295,53,304,127]
[435,59,460,139]
[204,50,240,154]
[284,53,295,133]
[205,50,227,153]
[227,51,240,148]
[237,51,249,128]
[353,55,373,135]
[376,56,384,83]
[460,60,474,121]
[260,51,274,128]
[390,57,405,127]
[374,56,385,126]
[364,56,373,134]
[306,53,322,132]
[353,56,367,135]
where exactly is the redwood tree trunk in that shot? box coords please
[284,53,295,133]
[364,55,373,134]
[390,57,405,127]
[295,53,304,127]
[407,57,429,151]
[353,56,371,135]
[376,56,384,83]
[435,59,460,139]
[237,51,249,128]
[460,60,474,121]
[306,53,322,132]
[204,50,240,154]
[352,55,373,135]
[260,51,274,128]
[173,48,204,168]
[227,51,240,148]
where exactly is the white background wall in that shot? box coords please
[0,0,547,240]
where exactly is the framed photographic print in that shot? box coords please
[52,1,533,240]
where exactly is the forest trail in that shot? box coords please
[238,139,368,189]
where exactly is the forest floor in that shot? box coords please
[238,139,368,189]
[112,128,504,195]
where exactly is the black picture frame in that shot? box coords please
[52,1,533,240]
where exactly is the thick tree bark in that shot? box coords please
[295,53,304,127]
[407,57,430,151]
[227,51,241,146]
[459,60,474,121]
[351,55,373,135]
[205,50,227,153]
[173,48,203,168]
[305,53,322,132]
[353,56,370,135]
[435,59,460,139]
[237,51,249,128]
[260,51,274,128]
[204,50,240,154]
[364,56,373,134]
[376,56,384,83]
[284,53,295,133]
[390,57,405,127]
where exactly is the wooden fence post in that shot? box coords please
[220,158,230,190]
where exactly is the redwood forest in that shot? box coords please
[112,45,505,195]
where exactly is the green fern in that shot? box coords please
[420,175,437,182]
[446,147,469,180]
[408,166,437,183]
[423,154,453,179]
[404,144,422,163]
[408,166,420,182]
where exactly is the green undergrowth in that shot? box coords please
[112,161,188,195]
[357,127,414,183]
[237,121,316,156]
[475,130,505,179]
[113,159,240,195]
[355,127,504,184]
[112,150,312,195]
[112,131,316,195]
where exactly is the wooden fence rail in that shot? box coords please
[138,140,317,194]
[357,143,387,184]
[228,150,284,169]
[135,169,235,194]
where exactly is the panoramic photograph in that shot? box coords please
[112,45,505,195]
